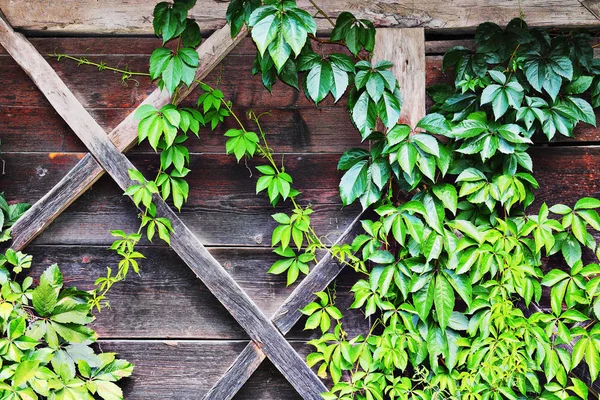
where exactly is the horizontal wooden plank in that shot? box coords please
[94,340,308,399]
[4,146,600,248]
[24,245,368,340]
[0,106,364,154]
[1,0,600,35]
[3,152,347,205]
[1,38,598,154]
[0,41,347,110]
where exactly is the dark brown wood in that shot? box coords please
[4,24,248,251]
[0,106,364,154]
[0,16,326,398]
[25,245,369,340]
[204,212,364,400]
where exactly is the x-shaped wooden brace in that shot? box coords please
[0,10,425,398]
[0,13,362,400]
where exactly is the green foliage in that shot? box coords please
[58,2,600,398]
[0,194,29,243]
[304,19,600,400]
[248,0,316,72]
[330,12,376,56]
[0,205,132,400]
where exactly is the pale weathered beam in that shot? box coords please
[0,13,327,399]
[203,212,364,400]
[8,21,247,251]
[373,28,426,128]
[1,0,599,35]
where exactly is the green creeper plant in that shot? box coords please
[54,1,600,399]
[0,193,133,399]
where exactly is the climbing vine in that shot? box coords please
[45,0,600,399]
[0,194,134,399]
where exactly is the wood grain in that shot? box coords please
[204,213,364,400]
[1,17,327,398]
[95,340,308,399]
[25,245,369,340]
[4,146,600,247]
[1,0,600,35]
[4,23,247,251]
[373,28,426,128]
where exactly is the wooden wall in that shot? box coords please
[2,33,600,398]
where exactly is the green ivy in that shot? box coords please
[54,1,600,399]
[0,194,133,399]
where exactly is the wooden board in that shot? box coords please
[25,245,369,340]
[94,340,308,399]
[4,147,600,247]
[373,28,425,128]
[1,0,600,35]
[1,38,598,154]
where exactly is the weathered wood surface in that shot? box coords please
[204,213,364,400]
[25,245,369,340]
[1,38,598,155]
[3,152,359,246]
[95,340,307,399]
[5,148,600,248]
[373,28,426,128]
[1,0,600,35]
[4,25,247,251]
[1,15,327,398]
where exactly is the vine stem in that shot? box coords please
[192,79,367,276]
[50,53,151,77]
[308,0,336,28]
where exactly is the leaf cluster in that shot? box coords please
[0,249,133,399]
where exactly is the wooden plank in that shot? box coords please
[0,107,365,154]
[95,340,308,399]
[0,16,327,398]
[25,245,368,340]
[5,23,248,251]
[6,145,600,247]
[203,213,363,400]
[1,0,600,35]
[373,28,425,128]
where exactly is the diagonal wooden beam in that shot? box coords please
[203,212,363,400]
[205,27,428,400]
[7,18,247,251]
[0,14,327,399]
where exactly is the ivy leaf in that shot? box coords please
[248,6,279,56]
[434,274,455,330]
[352,91,378,139]
[33,279,58,317]
[378,90,402,130]
[226,0,261,37]
[162,55,183,94]
[331,12,375,56]
[339,160,368,206]
[149,47,172,79]
[432,184,458,215]
[153,1,187,43]
[417,113,451,135]
[305,60,333,104]
[181,19,202,48]
[411,134,440,157]
[249,3,315,72]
